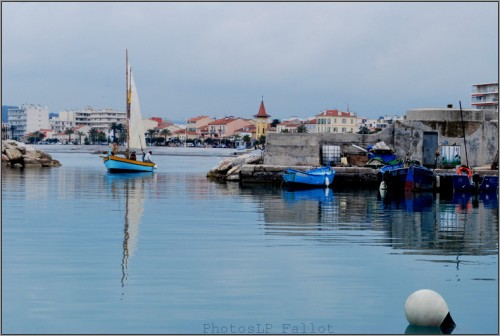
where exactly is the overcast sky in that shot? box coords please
[2,2,498,122]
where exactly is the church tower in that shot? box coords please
[254,98,270,141]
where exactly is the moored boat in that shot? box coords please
[452,165,498,193]
[282,166,335,188]
[382,163,434,192]
[103,50,157,173]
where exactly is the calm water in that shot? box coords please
[2,152,498,334]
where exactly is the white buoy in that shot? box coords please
[404,289,455,332]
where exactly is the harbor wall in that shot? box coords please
[264,109,498,168]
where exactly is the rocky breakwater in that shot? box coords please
[2,140,61,168]
[207,152,264,182]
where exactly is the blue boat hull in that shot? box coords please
[452,174,498,193]
[283,167,335,188]
[103,155,156,173]
[384,164,434,192]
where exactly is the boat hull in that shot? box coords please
[452,174,498,193]
[384,164,434,192]
[103,155,156,173]
[283,167,335,188]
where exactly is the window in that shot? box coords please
[342,127,346,133]
[342,119,346,124]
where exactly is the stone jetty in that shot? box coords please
[2,140,61,168]
[207,151,382,186]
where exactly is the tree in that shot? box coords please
[243,134,251,147]
[297,124,307,133]
[160,129,172,146]
[270,119,281,127]
[358,126,371,134]
[109,122,119,143]
[76,131,85,145]
[88,128,99,145]
[64,128,74,144]
[147,129,156,146]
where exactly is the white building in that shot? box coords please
[471,83,498,112]
[50,107,126,133]
[7,104,50,139]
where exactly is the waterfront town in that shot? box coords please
[2,83,498,151]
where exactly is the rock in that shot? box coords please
[2,141,61,169]
[5,147,23,161]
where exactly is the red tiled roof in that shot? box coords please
[188,115,210,122]
[317,109,352,117]
[209,117,237,125]
[254,100,270,118]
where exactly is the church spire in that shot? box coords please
[254,98,270,118]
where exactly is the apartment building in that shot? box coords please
[471,83,498,112]
[50,107,126,133]
[8,104,50,139]
[208,117,253,138]
[187,116,213,136]
[316,109,358,133]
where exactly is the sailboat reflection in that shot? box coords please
[106,172,155,294]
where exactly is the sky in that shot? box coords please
[2,2,498,122]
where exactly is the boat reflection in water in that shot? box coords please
[106,172,156,293]
[260,185,498,258]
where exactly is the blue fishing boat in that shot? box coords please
[452,166,498,193]
[282,166,335,188]
[382,163,434,192]
[103,50,157,173]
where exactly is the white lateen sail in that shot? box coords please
[127,67,147,151]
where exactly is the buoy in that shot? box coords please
[404,289,455,333]
[324,177,329,186]
[379,180,388,191]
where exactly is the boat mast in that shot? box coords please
[126,49,131,150]
[459,101,469,167]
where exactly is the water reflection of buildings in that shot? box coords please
[247,187,499,257]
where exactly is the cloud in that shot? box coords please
[2,2,498,120]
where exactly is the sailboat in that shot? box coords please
[103,51,157,173]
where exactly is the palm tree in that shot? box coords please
[147,129,156,146]
[64,128,75,144]
[76,131,85,145]
[88,128,99,145]
[109,122,119,143]
[160,128,172,146]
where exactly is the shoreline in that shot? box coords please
[32,144,255,157]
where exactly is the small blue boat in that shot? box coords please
[282,166,335,188]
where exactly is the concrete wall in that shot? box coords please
[264,109,498,168]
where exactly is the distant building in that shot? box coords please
[208,117,253,139]
[187,116,214,136]
[50,107,126,133]
[276,119,302,133]
[8,104,50,139]
[304,118,317,133]
[254,99,271,140]
[316,109,357,133]
[471,83,498,112]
